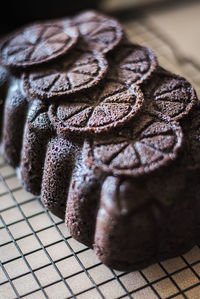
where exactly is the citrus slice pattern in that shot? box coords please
[49,82,144,134]
[23,49,108,99]
[108,43,157,85]
[84,115,182,176]
[145,69,197,121]
[0,22,79,68]
[73,10,123,54]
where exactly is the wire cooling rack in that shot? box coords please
[1,4,200,299]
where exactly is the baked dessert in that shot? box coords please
[0,10,199,271]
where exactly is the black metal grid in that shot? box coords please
[1,160,200,298]
[1,4,200,298]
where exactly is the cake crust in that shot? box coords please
[0,10,199,272]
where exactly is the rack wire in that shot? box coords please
[1,3,200,298]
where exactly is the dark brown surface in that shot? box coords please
[73,10,123,54]
[142,67,197,121]
[23,49,108,99]
[0,66,9,137]
[1,79,28,167]
[0,22,79,69]
[20,101,54,195]
[0,10,199,272]
[108,43,157,85]
[49,82,143,135]
[84,115,182,176]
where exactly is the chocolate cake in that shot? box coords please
[0,10,199,271]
